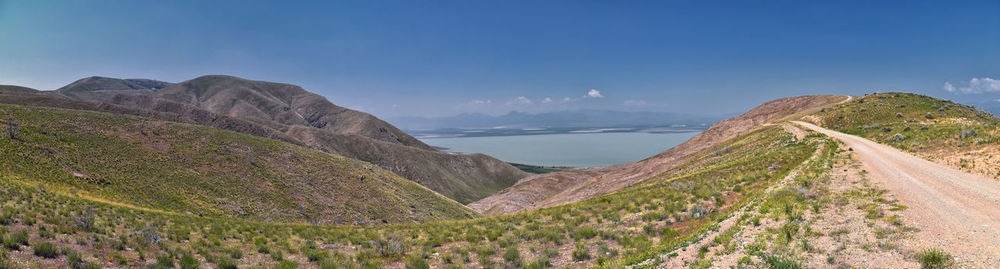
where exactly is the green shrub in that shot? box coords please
[571,226,597,240]
[503,246,522,267]
[153,254,174,268]
[405,255,430,269]
[0,248,10,269]
[179,253,200,269]
[524,255,551,269]
[274,260,298,269]
[572,244,590,261]
[305,249,327,262]
[215,256,238,269]
[67,251,102,269]
[917,248,954,269]
[10,231,28,246]
[764,255,802,269]
[227,247,243,259]
[1,237,19,251]
[33,241,59,258]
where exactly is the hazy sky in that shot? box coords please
[1,0,998,118]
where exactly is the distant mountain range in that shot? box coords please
[389,110,721,132]
[53,76,172,102]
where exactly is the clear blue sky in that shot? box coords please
[1,0,997,117]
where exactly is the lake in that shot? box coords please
[420,131,699,167]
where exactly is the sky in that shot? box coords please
[1,0,998,118]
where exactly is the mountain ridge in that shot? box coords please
[0,103,478,224]
[389,109,719,131]
[8,75,529,204]
[53,76,172,103]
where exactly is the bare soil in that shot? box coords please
[796,121,1000,267]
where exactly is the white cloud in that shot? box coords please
[562,97,572,102]
[467,99,492,105]
[624,100,647,106]
[508,96,533,105]
[943,77,1000,94]
[584,89,604,98]
[541,97,553,104]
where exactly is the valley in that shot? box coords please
[3,2,995,268]
[1,86,998,269]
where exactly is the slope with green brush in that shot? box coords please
[813,92,1000,177]
[12,94,993,268]
[0,103,477,225]
[0,118,821,268]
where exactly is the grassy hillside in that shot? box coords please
[106,75,530,203]
[0,103,477,225]
[9,93,985,268]
[814,92,1000,177]
[0,120,822,268]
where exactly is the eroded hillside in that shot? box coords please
[1,75,530,204]
[107,75,529,203]
[470,95,847,215]
[0,104,477,225]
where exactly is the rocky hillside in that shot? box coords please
[0,103,477,224]
[0,76,531,203]
[104,75,528,203]
[470,95,846,215]
[53,76,172,103]
[0,79,528,204]
[150,75,427,149]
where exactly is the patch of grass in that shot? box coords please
[179,253,200,269]
[916,248,954,269]
[573,243,591,261]
[405,255,430,269]
[33,241,59,258]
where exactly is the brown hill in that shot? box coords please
[469,95,846,215]
[0,88,302,146]
[0,102,478,224]
[54,76,172,102]
[0,85,39,94]
[0,81,528,204]
[105,75,529,203]
[149,75,429,149]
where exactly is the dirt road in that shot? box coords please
[794,121,1000,266]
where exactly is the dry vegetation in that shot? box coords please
[0,102,822,268]
[813,92,1000,179]
[2,92,989,268]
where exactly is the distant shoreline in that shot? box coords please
[413,126,703,139]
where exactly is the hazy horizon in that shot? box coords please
[1,1,998,119]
